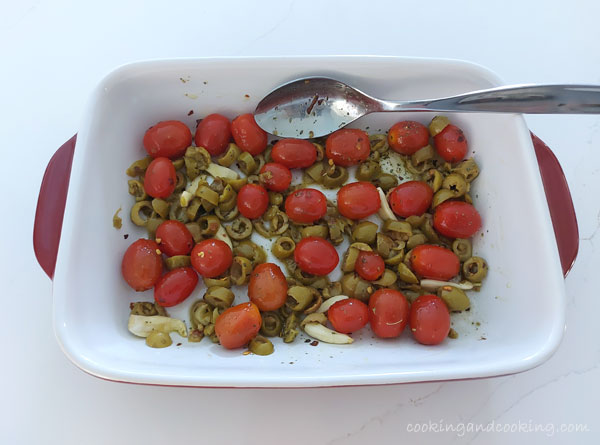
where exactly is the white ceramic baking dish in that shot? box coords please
[34,56,579,387]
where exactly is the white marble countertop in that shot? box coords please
[2,0,599,443]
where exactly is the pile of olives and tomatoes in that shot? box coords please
[121,112,487,353]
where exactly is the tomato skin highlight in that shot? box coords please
[237,184,269,219]
[191,239,233,278]
[328,298,369,334]
[388,181,433,217]
[294,237,339,275]
[368,289,410,338]
[433,201,482,238]
[388,121,429,155]
[121,239,163,291]
[355,251,385,281]
[285,188,327,223]
[271,139,317,168]
[215,302,262,349]
[231,113,268,156]
[326,129,370,166]
[337,182,381,219]
[409,294,450,345]
[154,267,198,307]
[248,263,288,311]
[259,163,292,192]
[410,245,460,281]
[143,157,177,199]
[194,113,232,156]
[143,120,192,159]
[434,124,468,163]
[155,220,194,256]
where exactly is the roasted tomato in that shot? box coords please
[410,245,460,281]
[337,182,381,219]
[248,263,288,311]
[121,239,163,291]
[294,237,339,275]
[154,267,198,307]
[143,120,192,158]
[326,129,370,166]
[194,113,232,156]
[409,294,450,345]
[215,302,262,349]
[285,188,327,223]
[271,139,317,168]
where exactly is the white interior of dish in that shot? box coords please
[52,57,566,387]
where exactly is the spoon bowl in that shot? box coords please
[254,77,600,138]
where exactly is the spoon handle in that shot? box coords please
[386,85,600,114]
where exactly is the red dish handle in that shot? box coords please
[32,134,579,280]
[531,133,579,277]
[33,135,76,279]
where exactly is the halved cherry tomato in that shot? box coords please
[215,302,262,349]
[143,120,192,159]
[355,250,385,281]
[410,244,459,281]
[294,237,339,275]
[434,124,467,162]
[248,263,288,311]
[433,200,482,238]
[285,188,327,223]
[259,162,292,192]
[325,129,370,166]
[388,120,429,155]
[121,239,163,291]
[143,157,177,199]
[231,113,268,156]
[194,113,231,156]
[237,184,269,219]
[191,239,233,278]
[337,181,380,219]
[271,139,317,168]
[388,181,433,218]
[409,294,450,345]
[328,298,369,334]
[368,289,410,338]
[155,220,194,256]
[154,267,198,307]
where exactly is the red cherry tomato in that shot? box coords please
[271,139,317,169]
[337,182,381,220]
[121,239,163,291]
[409,294,450,345]
[154,267,198,307]
[248,263,288,311]
[410,245,460,281]
[143,157,177,199]
[368,289,410,338]
[388,121,429,155]
[434,124,467,163]
[328,298,369,334]
[354,250,385,281]
[259,162,292,192]
[237,184,269,219]
[433,201,482,239]
[325,129,370,166]
[294,237,339,275]
[285,188,327,224]
[231,113,268,156]
[143,120,192,159]
[388,181,433,218]
[155,220,194,256]
[215,302,262,349]
[191,239,233,278]
[194,113,232,156]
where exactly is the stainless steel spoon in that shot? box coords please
[254,77,600,139]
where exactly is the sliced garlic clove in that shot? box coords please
[214,224,233,249]
[205,163,239,180]
[377,187,397,221]
[303,322,353,344]
[316,295,349,314]
[419,279,474,290]
[128,315,188,338]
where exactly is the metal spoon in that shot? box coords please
[254,77,600,139]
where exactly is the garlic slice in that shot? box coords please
[419,279,474,290]
[377,187,397,221]
[128,315,187,338]
[205,163,239,180]
[303,323,353,344]
[214,224,233,249]
[316,295,349,314]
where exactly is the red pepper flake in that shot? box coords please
[176,343,182,346]
[310,340,319,346]
[306,94,319,115]
[187,110,194,116]
[124,234,129,239]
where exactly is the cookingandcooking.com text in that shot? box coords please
[406,420,589,436]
